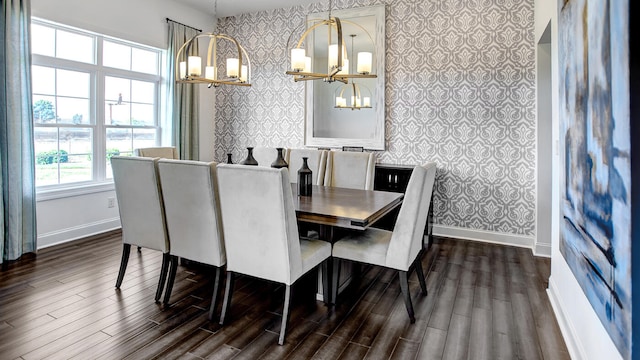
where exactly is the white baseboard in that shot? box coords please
[534,242,552,257]
[432,224,534,250]
[37,218,121,249]
[547,276,585,360]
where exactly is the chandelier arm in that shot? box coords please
[339,19,377,72]
[335,17,343,70]
[293,20,330,49]
[182,79,251,86]
[213,34,218,70]
[333,74,377,79]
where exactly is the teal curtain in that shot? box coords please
[167,22,199,160]
[0,0,37,264]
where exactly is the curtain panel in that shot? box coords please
[167,22,200,161]
[0,0,38,264]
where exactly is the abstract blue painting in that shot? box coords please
[559,0,630,358]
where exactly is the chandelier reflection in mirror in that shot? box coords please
[334,35,372,110]
[175,0,251,87]
[285,1,377,84]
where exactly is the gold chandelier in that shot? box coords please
[175,0,251,87]
[285,3,377,84]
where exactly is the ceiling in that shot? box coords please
[174,0,320,18]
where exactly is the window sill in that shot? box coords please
[36,181,115,202]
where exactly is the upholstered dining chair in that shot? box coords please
[134,146,179,159]
[286,148,328,185]
[111,156,171,302]
[330,162,437,323]
[324,151,376,190]
[216,165,331,345]
[157,159,226,320]
[251,147,287,167]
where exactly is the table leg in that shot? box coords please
[318,224,334,305]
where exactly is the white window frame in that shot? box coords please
[32,19,165,201]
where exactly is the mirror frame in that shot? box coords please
[304,5,386,150]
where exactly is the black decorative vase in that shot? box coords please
[271,147,289,169]
[298,157,312,196]
[240,147,258,166]
[226,153,233,164]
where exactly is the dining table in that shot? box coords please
[291,184,404,302]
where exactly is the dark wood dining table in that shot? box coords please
[291,184,404,241]
[291,184,404,303]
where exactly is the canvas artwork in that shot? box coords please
[559,0,630,358]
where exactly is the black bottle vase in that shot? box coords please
[226,153,233,164]
[298,157,312,196]
[240,147,258,166]
[271,147,289,169]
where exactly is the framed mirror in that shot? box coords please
[304,5,385,150]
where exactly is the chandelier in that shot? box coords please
[334,35,372,110]
[285,2,377,84]
[175,0,251,87]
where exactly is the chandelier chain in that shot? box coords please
[213,0,218,32]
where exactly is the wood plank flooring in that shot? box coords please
[0,230,570,359]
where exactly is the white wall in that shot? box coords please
[535,37,552,257]
[32,0,217,248]
[535,0,623,358]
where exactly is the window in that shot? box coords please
[31,19,163,191]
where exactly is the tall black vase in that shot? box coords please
[226,153,233,164]
[240,147,258,166]
[271,148,289,169]
[298,157,312,196]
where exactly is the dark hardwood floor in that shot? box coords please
[0,230,569,359]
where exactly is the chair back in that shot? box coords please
[386,163,437,270]
[216,165,302,285]
[135,147,179,159]
[251,147,287,167]
[324,151,376,190]
[157,159,226,267]
[111,156,169,252]
[286,149,328,185]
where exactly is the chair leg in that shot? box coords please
[219,272,235,325]
[399,271,415,323]
[331,258,341,305]
[155,253,171,302]
[321,260,330,305]
[278,285,292,345]
[208,267,223,321]
[415,258,428,296]
[163,255,179,305]
[115,244,132,288]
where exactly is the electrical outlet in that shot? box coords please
[108,197,115,208]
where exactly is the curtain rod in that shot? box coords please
[166,18,202,33]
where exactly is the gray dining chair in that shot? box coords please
[157,159,226,320]
[134,146,179,159]
[132,147,178,252]
[111,156,171,302]
[216,164,331,345]
[324,150,376,190]
[330,162,437,323]
[286,148,328,185]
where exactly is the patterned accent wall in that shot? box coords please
[214,0,536,236]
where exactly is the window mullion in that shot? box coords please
[95,37,106,181]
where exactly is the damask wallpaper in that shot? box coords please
[214,0,536,236]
